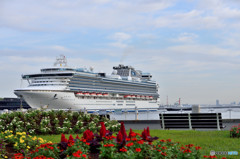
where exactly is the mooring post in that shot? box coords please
[124,109,127,120]
[135,106,138,120]
[216,113,220,130]
[161,113,165,130]
[188,113,192,130]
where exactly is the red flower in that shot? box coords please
[135,148,141,152]
[142,128,148,140]
[161,152,167,156]
[126,142,134,147]
[76,135,80,140]
[128,128,136,138]
[137,140,144,144]
[104,144,115,147]
[120,122,127,139]
[117,131,123,143]
[73,153,81,157]
[167,139,171,142]
[221,157,227,159]
[157,149,161,152]
[186,144,194,148]
[161,146,167,150]
[100,122,106,137]
[195,146,201,150]
[68,134,74,144]
[72,150,83,158]
[146,126,150,136]
[14,153,24,159]
[120,147,127,152]
[83,129,94,141]
[61,134,68,143]
[203,156,217,158]
[183,149,192,153]
[160,139,166,142]
[131,138,137,141]
[105,135,116,140]
[82,154,87,158]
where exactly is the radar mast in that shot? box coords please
[54,55,67,67]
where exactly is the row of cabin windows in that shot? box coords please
[32,81,68,83]
[29,84,66,86]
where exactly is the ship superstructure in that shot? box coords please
[14,55,159,109]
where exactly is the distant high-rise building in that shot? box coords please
[216,100,219,106]
[231,101,236,105]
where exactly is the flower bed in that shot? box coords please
[230,124,240,138]
[0,110,120,135]
[6,122,208,159]
[0,130,48,158]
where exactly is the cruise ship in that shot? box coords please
[14,55,160,110]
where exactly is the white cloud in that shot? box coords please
[109,42,128,48]
[155,10,224,29]
[166,44,240,57]
[108,32,132,48]
[50,45,71,52]
[0,0,173,31]
[172,32,198,43]
[110,32,131,41]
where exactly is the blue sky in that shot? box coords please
[1,0,240,105]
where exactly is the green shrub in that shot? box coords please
[0,109,120,135]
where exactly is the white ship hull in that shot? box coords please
[14,57,160,110]
[15,90,159,110]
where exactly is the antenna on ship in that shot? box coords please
[54,55,67,67]
[166,96,168,106]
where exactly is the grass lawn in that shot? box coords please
[38,130,239,159]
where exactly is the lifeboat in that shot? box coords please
[124,95,131,98]
[103,93,109,96]
[136,95,141,99]
[146,96,150,99]
[140,95,145,99]
[149,96,153,99]
[83,92,90,96]
[76,92,83,96]
[97,93,102,96]
[131,95,136,98]
[90,92,96,96]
